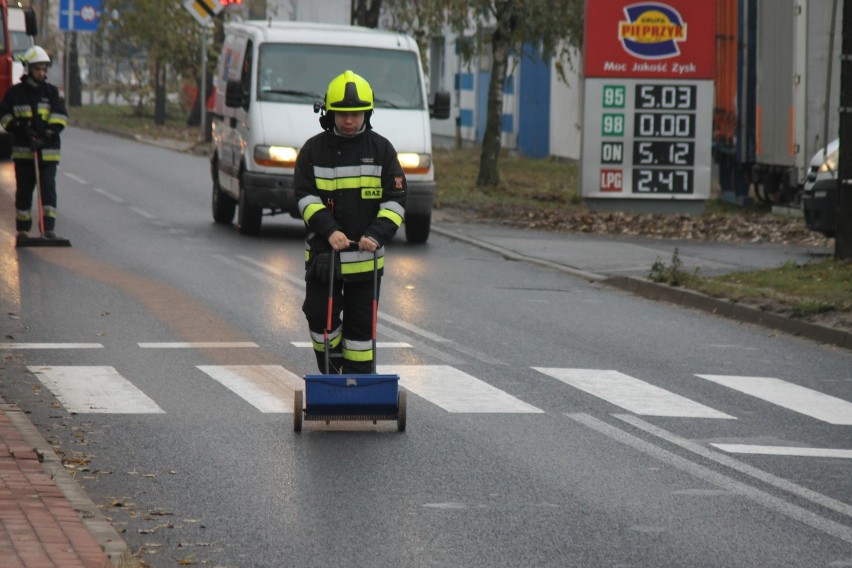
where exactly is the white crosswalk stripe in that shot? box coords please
[695,374,852,425]
[197,365,303,413]
[379,365,544,413]
[533,368,734,419]
[24,360,852,429]
[30,366,164,414]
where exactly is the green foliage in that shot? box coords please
[433,147,579,208]
[648,248,691,286]
[684,259,852,319]
[385,0,584,186]
[96,0,217,110]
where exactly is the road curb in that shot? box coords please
[603,276,852,350]
[1,397,130,566]
[433,223,851,351]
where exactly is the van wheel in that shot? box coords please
[238,185,262,235]
[212,168,236,224]
[405,214,430,244]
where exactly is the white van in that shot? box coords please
[210,20,450,243]
[8,7,35,84]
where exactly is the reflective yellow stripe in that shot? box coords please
[343,346,373,362]
[340,254,384,275]
[302,202,325,222]
[378,208,403,227]
[315,176,382,191]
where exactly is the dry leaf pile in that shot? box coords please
[462,205,832,247]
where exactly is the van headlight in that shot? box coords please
[255,145,298,167]
[397,152,431,175]
[819,148,839,176]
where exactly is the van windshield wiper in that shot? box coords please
[262,89,322,99]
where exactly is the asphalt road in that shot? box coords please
[0,128,850,567]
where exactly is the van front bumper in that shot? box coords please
[241,173,435,218]
[242,171,298,215]
[802,177,837,237]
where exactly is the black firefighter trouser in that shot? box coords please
[302,276,380,374]
[14,159,58,233]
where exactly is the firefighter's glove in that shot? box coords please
[26,128,43,150]
[310,252,331,282]
[308,252,341,282]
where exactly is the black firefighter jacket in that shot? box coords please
[295,126,407,280]
[0,76,68,162]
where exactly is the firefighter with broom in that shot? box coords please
[0,45,69,244]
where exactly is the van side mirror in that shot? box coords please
[24,8,37,36]
[430,91,451,120]
[225,79,248,110]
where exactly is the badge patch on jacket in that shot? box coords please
[362,188,382,199]
[394,176,404,189]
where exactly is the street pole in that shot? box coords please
[64,0,74,98]
[200,26,207,141]
[838,0,852,259]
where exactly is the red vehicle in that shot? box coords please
[0,2,37,158]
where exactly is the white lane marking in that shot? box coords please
[0,343,103,349]
[235,254,305,287]
[570,413,852,545]
[129,206,155,219]
[695,374,852,425]
[711,444,852,459]
[227,255,498,364]
[617,414,852,518]
[93,187,125,203]
[379,365,543,413]
[30,366,164,414]
[197,365,303,413]
[535,368,733,418]
[138,342,258,348]
[290,341,412,349]
[64,172,88,185]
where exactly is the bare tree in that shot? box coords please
[352,0,382,27]
[386,0,583,187]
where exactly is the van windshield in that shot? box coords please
[257,44,424,110]
[10,32,32,58]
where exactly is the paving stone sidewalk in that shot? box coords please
[0,399,126,567]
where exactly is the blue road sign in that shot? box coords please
[59,0,102,32]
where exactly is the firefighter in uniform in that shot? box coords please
[0,46,68,240]
[295,70,407,374]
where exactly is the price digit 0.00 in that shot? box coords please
[635,113,695,138]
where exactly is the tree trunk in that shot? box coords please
[154,59,167,126]
[352,0,382,28]
[68,33,82,107]
[837,0,852,260]
[476,18,512,187]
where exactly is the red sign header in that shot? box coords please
[584,0,716,79]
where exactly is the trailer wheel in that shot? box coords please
[293,390,303,432]
[397,388,407,432]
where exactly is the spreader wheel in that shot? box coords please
[293,390,303,432]
[397,388,407,432]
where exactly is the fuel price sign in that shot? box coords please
[580,0,715,208]
[581,78,712,201]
